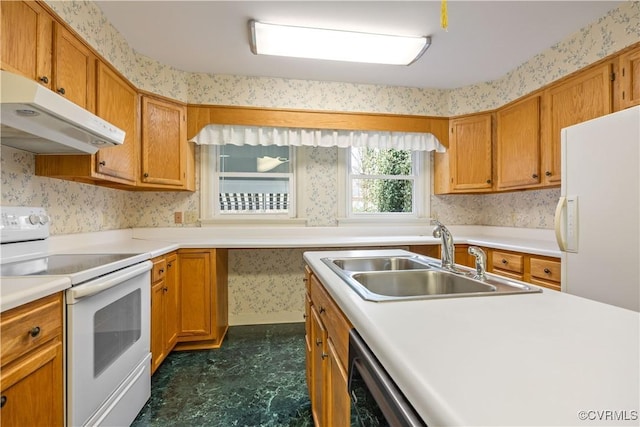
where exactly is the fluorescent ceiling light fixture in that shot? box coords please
[249,20,430,66]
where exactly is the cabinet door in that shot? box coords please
[619,47,640,109]
[95,62,138,183]
[542,63,613,184]
[141,96,187,187]
[177,251,212,340]
[0,340,63,427]
[304,293,313,394]
[150,280,166,374]
[496,95,541,189]
[327,339,350,427]
[164,253,179,349]
[52,24,95,111]
[449,114,493,191]
[0,0,52,87]
[310,307,327,427]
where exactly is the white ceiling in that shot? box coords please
[95,1,621,90]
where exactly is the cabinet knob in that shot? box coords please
[0,395,6,408]
[315,338,322,346]
[39,76,49,84]
[321,352,328,360]
[532,174,539,179]
[167,263,172,268]
[99,161,106,166]
[544,268,551,274]
[486,179,492,184]
[159,269,165,274]
[163,287,168,292]
[545,171,552,177]
[29,326,41,338]
[56,87,66,95]
[319,307,326,314]
[501,259,508,264]
[143,173,149,178]
[303,313,307,320]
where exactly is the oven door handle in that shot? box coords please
[67,261,152,301]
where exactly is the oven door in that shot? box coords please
[66,261,152,427]
[348,330,425,427]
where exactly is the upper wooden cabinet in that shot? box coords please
[52,24,95,111]
[448,113,493,192]
[496,95,542,190]
[95,62,138,183]
[618,46,640,109]
[542,62,613,185]
[141,95,194,190]
[0,1,52,87]
[36,60,139,186]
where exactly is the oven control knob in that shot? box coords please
[28,214,40,225]
[38,214,50,225]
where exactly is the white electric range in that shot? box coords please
[1,206,152,427]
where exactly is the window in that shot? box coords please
[203,145,295,217]
[342,147,427,218]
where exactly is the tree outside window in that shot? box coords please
[350,148,415,214]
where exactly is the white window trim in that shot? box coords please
[200,145,298,222]
[337,148,431,225]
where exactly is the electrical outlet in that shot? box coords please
[174,211,183,224]
[185,211,199,224]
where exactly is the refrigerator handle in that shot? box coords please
[554,196,567,251]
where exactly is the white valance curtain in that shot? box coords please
[190,124,446,152]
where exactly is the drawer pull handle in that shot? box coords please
[315,338,322,346]
[319,307,326,314]
[0,395,6,408]
[29,326,41,338]
[501,259,508,264]
[321,352,328,360]
[99,161,106,166]
[544,268,551,274]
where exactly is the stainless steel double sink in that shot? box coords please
[322,255,541,302]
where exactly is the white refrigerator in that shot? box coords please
[555,105,640,312]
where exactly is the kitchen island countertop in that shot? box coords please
[303,248,640,426]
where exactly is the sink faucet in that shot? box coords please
[432,220,455,270]
[468,246,487,280]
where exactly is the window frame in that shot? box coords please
[338,147,430,221]
[200,145,297,219]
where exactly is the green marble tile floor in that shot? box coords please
[132,323,313,427]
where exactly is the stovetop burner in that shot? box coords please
[1,254,140,276]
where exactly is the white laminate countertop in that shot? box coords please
[1,225,560,312]
[303,249,640,426]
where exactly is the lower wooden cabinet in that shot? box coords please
[150,251,179,374]
[150,248,229,373]
[0,293,64,427]
[174,248,228,351]
[305,266,352,427]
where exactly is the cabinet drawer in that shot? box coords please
[1,293,62,367]
[530,258,561,283]
[309,274,352,370]
[491,251,524,274]
[152,258,167,282]
[530,277,561,292]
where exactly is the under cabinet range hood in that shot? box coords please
[0,70,125,154]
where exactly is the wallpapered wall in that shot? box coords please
[1,1,637,323]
